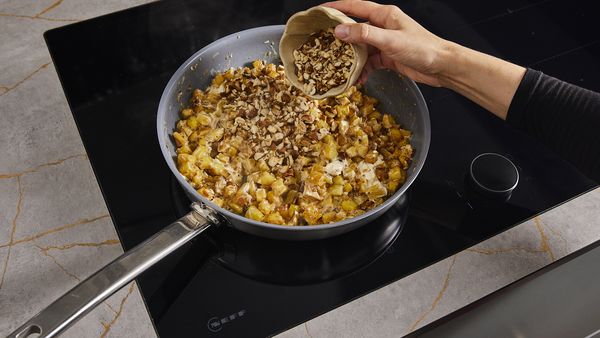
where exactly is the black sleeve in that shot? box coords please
[507,68,600,183]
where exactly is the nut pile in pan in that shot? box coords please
[293,28,354,95]
[173,60,413,226]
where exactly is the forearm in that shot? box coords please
[437,41,526,120]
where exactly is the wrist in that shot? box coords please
[434,39,469,90]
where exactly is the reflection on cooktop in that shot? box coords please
[171,177,408,285]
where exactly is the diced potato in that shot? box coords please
[242,158,257,174]
[177,144,191,154]
[245,206,265,221]
[366,182,387,199]
[223,185,237,198]
[285,190,298,204]
[197,113,211,126]
[368,111,382,120]
[186,116,199,129]
[173,132,187,147]
[191,144,209,157]
[332,175,344,185]
[258,172,276,186]
[323,142,338,160]
[335,105,350,117]
[252,60,265,71]
[229,202,243,214]
[389,167,402,181]
[288,204,299,218]
[223,68,235,79]
[258,200,274,215]
[206,128,224,142]
[365,151,378,163]
[216,153,230,163]
[271,178,287,196]
[266,212,285,225]
[322,211,337,223]
[257,159,270,172]
[329,184,344,196]
[212,197,224,207]
[181,108,194,118]
[177,154,194,166]
[267,191,281,204]
[212,73,225,85]
[382,114,393,128]
[341,200,358,211]
[345,146,358,157]
[198,187,215,199]
[303,204,321,224]
[255,188,267,202]
[192,173,203,187]
[356,145,369,157]
[387,180,400,192]
[389,128,403,141]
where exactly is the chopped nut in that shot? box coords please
[293,29,354,95]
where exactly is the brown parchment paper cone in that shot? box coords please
[280,6,368,99]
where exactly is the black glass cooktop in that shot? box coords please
[45,0,598,337]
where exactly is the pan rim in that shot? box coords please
[157,24,430,233]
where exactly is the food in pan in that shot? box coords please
[173,60,413,226]
[293,28,354,96]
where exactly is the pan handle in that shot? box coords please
[8,203,217,338]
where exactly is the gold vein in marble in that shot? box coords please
[466,246,545,255]
[304,323,313,338]
[0,62,51,97]
[543,221,568,245]
[0,1,79,23]
[534,217,555,262]
[465,217,556,262]
[100,283,136,338]
[38,239,120,252]
[35,0,64,17]
[408,255,457,333]
[0,153,87,179]
[35,243,81,281]
[0,12,78,22]
[0,214,110,249]
[0,177,23,289]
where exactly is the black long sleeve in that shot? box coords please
[507,69,600,183]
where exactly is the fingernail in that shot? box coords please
[335,25,350,39]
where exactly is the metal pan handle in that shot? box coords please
[8,203,217,338]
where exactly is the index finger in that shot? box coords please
[321,1,404,29]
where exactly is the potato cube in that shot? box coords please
[266,212,285,225]
[271,179,287,196]
[255,188,267,202]
[341,200,358,211]
[303,204,321,224]
[329,184,344,196]
[245,206,265,221]
[258,172,277,186]
[322,211,337,223]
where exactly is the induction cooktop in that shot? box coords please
[45,0,598,336]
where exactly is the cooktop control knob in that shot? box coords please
[465,153,519,204]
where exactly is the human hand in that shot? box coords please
[322,0,450,87]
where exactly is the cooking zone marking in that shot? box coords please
[207,310,246,332]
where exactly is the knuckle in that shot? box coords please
[383,5,403,26]
[357,23,370,41]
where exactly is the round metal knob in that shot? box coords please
[466,153,519,204]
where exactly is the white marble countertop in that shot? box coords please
[1,1,599,337]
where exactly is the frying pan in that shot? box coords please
[9,25,430,338]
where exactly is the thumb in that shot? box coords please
[334,23,394,51]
